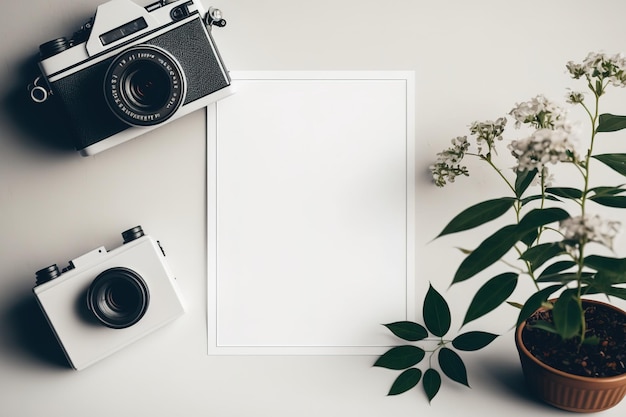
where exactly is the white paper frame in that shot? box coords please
[207,71,415,355]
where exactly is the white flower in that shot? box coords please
[566,90,585,104]
[469,117,507,154]
[430,136,470,187]
[509,95,570,130]
[560,214,621,250]
[508,128,576,172]
[567,52,626,88]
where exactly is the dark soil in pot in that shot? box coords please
[522,301,626,378]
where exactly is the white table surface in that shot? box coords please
[2,0,626,416]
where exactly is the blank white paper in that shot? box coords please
[207,71,415,354]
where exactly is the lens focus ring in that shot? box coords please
[87,267,150,329]
[104,45,186,127]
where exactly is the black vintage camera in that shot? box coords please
[30,0,233,156]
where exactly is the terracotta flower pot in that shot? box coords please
[515,299,626,412]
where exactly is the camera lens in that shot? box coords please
[125,63,171,110]
[87,267,149,329]
[104,45,186,127]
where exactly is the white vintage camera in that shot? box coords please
[30,0,233,156]
[33,226,185,370]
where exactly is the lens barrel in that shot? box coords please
[104,45,185,127]
[87,267,149,329]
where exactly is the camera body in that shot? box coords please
[35,0,233,156]
[33,226,185,370]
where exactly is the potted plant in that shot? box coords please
[374,52,626,412]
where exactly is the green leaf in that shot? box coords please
[545,187,581,200]
[589,195,626,208]
[584,256,626,298]
[452,331,498,351]
[585,282,626,299]
[582,336,601,346]
[452,208,568,285]
[518,208,570,231]
[520,242,565,270]
[374,345,425,370]
[507,301,524,309]
[597,113,626,132]
[383,321,428,342]
[604,287,626,300]
[453,225,519,284]
[592,154,626,176]
[463,272,518,325]
[456,247,472,255]
[584,256,626,289]
[539,260,576,277]
[436,198,516,238]
[388,368,422,396]
[552,290,583,340]
[536,272,593,283]
[438,348,469,387]
[515,169,537,198]
[584,255,626,274]
[588,185,626,197]
[545,187,583,200]
[596,80,604,97]
[423,285,451,337]
[422,369,441,403]
[516,285,563,327]
[529,320,558,334]
[521,195,561,205]
[519,229,538,246]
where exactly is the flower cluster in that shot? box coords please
[506,95,577,180]
[508,128,576,173]
[430,136,470,187]
[560,214,621,252]
[430,118,507,187]
[469,117,507,155]
[566,90,585,104]
[566,52,626,89]
[509,95,570,130]
[430,95,578,188]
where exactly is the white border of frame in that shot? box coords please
[207,71,415,355]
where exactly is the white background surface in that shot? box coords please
[2,0,626,416]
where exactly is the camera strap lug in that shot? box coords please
[28,75,52,103]
[204,7,226,31]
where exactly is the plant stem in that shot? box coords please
[573,79,605,346]
[483,156,517,195]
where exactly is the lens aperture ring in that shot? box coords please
[87,267,150,329]
[104,45,186,127]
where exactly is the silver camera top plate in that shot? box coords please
[85,0,199,56]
